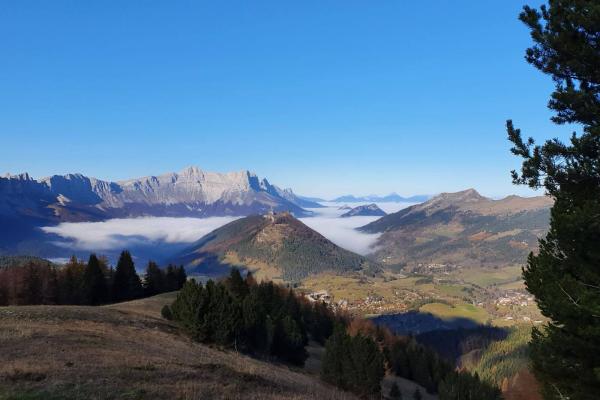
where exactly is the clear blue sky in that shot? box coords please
[0,1,572,198]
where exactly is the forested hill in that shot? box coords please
[171,212,380,282]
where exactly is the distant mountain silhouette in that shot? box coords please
[340,203,387,218]
[331,193,429,203]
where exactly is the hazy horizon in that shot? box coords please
[2,165,547,200]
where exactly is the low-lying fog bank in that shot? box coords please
[41,202,416,263]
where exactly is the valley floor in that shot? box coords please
[0,293,357,400]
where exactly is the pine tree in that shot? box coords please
[507,2,600,399]
[321,325,384,397]
[164,264,178,291]
[60,255,85,304]
[226,268,249,300]
[321,324,353,390]
[20,263,42,305]
[307,300,334,344]
[170,279,204,335]
[175,265,187,289]
[43,266,59,304]
[143,261,164,296]
[350,334,385,397]
[242,288,269,352]
[82,254,108,305]
[272,315,307,365]
[389,340,411,379]
[112,250,142,302]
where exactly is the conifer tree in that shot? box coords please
[508,2,600,398]
[321,325,384,397]
[226,268,249,300]
[60,255,85,304]
[272,315,307,365]
[143,261,164,296]
[43,266,59,304]
[20,263,42,305]
[175,265,187,289]
[164,264,178,291]
[82,254,107,305]
[321,324,353,390]
[112,250,142,302]
[170,279,204,335]
[350,334,385,397]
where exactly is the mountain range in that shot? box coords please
[0,167,320,254]
[331,193,429,203]
[359,189,552,269]
[172,211,380,282]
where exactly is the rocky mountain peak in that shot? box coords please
[340,203,386,218]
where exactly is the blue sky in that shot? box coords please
[0,1,572,198]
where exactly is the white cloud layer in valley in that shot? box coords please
[298,202,414,254]
[42,202,415,256]
[42,216,241,251]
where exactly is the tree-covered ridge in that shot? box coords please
[167,270,502,399]
[507,1,600,399]
[467,326,531,388]
[0,255,56,269]
[173,212,380,282]
[0,251,186,306]
[167,269,336,365]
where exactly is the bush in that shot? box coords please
[161,305,173,320]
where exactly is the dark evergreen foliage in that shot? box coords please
[81,254,108,305]
[303,299,335,344]
[167,271,500,398]
[0,252,185,306]
[438,371,502,400]
[388,338,450,393]
[59,255,85,304]
[143,261,164,296]
[386,337,501,399]
[321,324,385,398]
[508,1,600,398]
[111,250,142,302]
[161,304,173,320]
[169,269,339,366]
[163,264,187,292]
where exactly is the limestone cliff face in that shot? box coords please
[0,166,317,222]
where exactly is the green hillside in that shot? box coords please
[360,189,551,268]
[172,212,380,282]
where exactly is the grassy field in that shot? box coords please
[0,293,357,400]
[454,265,523,288]
[419,302,490,324]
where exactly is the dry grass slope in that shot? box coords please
[0,292,357,400]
